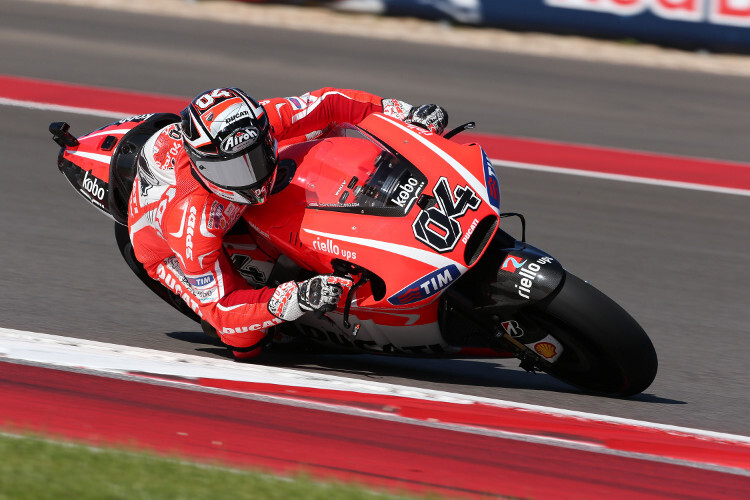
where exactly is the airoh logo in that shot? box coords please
[220,127,259,153]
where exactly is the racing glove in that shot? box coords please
[406,104,449,135]
[267,275,353,322]
[381,99,449,135]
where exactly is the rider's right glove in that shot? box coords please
[267,275,353,322]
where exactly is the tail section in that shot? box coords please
[50,113,180,224]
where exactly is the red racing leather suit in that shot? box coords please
[128,88,389,354]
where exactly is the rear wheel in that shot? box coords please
[516,272,657,396]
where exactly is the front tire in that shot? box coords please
[521,272,658,397]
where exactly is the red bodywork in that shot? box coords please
[58,112,505,355]
[242,113,501,348]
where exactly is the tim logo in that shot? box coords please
[388,265,460,305]
[481,150,500,211]
[501,255,526,273]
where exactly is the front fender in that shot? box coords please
[447,229,565,313]
[488,242,564,307]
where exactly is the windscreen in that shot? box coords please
[313,124,428,217]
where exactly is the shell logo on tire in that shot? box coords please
[534,341,558,359]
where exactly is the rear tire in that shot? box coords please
[521,272,657,396]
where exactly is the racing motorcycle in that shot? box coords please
[49,111,658,397]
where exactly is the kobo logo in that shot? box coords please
[82,171,105,201]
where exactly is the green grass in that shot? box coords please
[0,432,434,500]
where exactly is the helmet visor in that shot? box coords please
[192,142,274,190]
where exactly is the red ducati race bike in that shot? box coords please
[49,112,658,396]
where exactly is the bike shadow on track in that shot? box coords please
[167,330,682,404]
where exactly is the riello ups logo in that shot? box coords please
[545,0,750,27]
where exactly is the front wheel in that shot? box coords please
[516,272,658,397]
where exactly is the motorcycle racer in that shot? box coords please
[127,87,448,359]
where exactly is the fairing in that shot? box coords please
[239,114,503,352]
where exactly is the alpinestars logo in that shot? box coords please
[412,177,481,253]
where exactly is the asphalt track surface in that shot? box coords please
[2,0,750,437]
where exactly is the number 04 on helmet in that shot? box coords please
[180,87,278,205]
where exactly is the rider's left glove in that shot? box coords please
[381,99,449,135]
[267,275,353,322]
[406,104,449,135]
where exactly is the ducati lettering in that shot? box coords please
[226,110,249,124]
[82,171,105,201]
[461,218,480,245]
[412,177,481,253]
[185,206,197,260]
[156,261,202,317]
[222,318,283,334]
